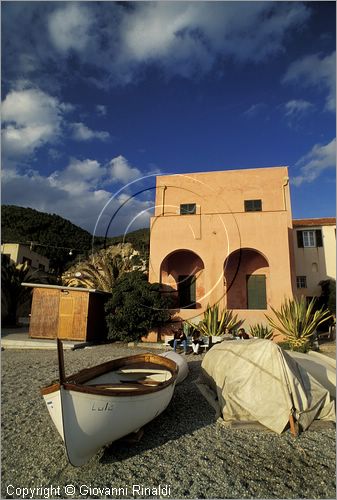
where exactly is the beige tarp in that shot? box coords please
[196,339,335,433]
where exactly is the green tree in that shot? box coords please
[1,205,93,273]
[318,279,336,317]
[105,271,172,341]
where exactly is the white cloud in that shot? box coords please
[3,2,311,89]
[1,87,71,159]
[48,3,92,53]
[243,103,266,117]
[108,155,141,183]
[283,52,336,111]
[119,2,310,80]
[49,158,105,195]
[284,99,313,117]
[291,138,336,186]
[2,156,151,233]
[70,122,110,142]
[96,105,107,116]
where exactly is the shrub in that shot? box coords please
[265,296,333,351]
[318,279,336,322]
[105,271,172,342]
[277,341,310,353]
[190,303,243,337]
[249,323,273,339]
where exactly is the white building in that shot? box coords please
[292,218,336,299]
[1,243,50,272]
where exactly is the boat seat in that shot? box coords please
[89,379,163,390]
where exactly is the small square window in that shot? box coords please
[180,203,196,215]
[296,276,307,288]
[244,199,262,212]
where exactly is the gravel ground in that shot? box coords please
[1,343,336,499]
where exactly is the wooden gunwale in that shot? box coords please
[41,353,178,397]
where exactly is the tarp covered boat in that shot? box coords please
[196,338,335,434]
[41,340,179,466]
[287,350,336,399]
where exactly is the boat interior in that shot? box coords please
[87,365,174,390]
[41,348,178,396]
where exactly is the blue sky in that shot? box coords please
[2,1,336,236]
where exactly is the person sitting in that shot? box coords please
[238,328,250,339]
[191,330,204,355]
[173,328,188,354]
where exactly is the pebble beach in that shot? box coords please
[1,343,336,499]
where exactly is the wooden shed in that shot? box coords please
[22,284,110,341]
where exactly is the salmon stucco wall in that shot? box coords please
[149,166,296,327]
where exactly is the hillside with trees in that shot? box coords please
[2,205,93,273]
[105,228,150,262]
[1,205,150,273]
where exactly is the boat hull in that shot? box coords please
[159,351,189,384]
[42,352,178,466]
[44,383,175,466]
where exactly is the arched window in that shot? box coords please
[224,248,269,310]
[160,250,204,309]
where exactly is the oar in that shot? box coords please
[57,338,66,385]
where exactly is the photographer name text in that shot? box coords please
[7,483,172,498]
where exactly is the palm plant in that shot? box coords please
[193,303,243,337]
[265,296,333,350]
[249,323,273,339]
[63,253,132,292]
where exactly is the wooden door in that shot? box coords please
[58,291,89,340]
[29,288,60,338]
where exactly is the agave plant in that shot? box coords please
[249,323,273,339]
[265,296,333,350]
[193,303,243,337]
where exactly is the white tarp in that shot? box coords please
[196,339,335,433]
[287,350,336,399]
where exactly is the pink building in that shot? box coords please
[149,166,296,329]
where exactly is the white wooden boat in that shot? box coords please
[41,340,178,466]
[159,350,189,384]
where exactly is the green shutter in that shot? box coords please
[316,230,323,247]
[178,275,196,308]
[247,275,267,310]
[297,231,304,248]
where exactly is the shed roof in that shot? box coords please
[21,283,110,295]
[292,217,336,227]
